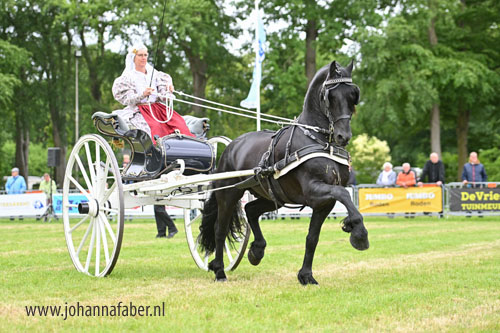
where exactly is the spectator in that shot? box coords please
[462,152,487,186]
[154,205,178,239]
[376,162,396,186]
[39,173,57,196]
[5,167,27,194]
[417,152,445,187]
[396,163,416,188]
[123,154,131,169]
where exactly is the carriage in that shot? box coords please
[62,111,255,277]
[63,60,369,285]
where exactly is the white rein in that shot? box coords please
[153,90,330,135]
[148,92,175,123]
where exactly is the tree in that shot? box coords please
[356,0,499,178]
[356,13,439,165]
[349,134,392,184]
[0,40,30,180]
[257,0,383,87]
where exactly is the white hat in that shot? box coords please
[123,43,153,74]
[11,167,19,172]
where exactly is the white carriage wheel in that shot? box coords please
[63,134,124,277]
[184,136,250,271]
[184,207,250,271]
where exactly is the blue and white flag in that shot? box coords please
[240,13,266,109]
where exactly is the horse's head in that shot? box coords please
[320,60,360,146]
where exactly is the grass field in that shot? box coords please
[1,216,499,332]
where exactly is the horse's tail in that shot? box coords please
[199,191,245,254]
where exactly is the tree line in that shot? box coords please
[1,0,498,187]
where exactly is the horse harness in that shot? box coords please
[235,124,350,208]
[235,71,356,208]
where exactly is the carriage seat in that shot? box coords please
[92,111,209,140]
[183,115,210,139]
[92,112,130,137]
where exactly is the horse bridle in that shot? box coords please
[321,76,360,138]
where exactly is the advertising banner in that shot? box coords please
[449,187,500,211]
[358,186,443,213]
[0,193,47,217]
[53,194,88,214]
[52,193,185,218]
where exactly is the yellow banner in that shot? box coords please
[358,186,443,213]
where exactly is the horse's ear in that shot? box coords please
[327,60,338,79]
[346,60,354,75]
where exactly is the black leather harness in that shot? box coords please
[235,69,356,208]
[235,124,350,208]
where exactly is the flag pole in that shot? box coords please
[255,0,261,131]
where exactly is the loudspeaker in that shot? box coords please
[47,148,61,167]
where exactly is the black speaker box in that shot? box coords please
[47,147,61,167]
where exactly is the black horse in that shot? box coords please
[199,60,369,285]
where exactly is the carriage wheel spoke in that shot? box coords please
[68,175,91,201]
[95,143,101,169]
[204,252,209,266]
[192,233,200,252]
[84,220,97,273]
[76,219,94,257]
[187,217,199,227]
[100,212,117,245]
[84,142,97,190]
[74,154,94,195]
[95,219,101,276]
[101,207,119,214]
[224,242,233,262]
[95,144,102,197]
[66,204,79,208]
[70,215,89,233]
[98,216,110,266]
[102,182,117,202]
[99,156,111,198]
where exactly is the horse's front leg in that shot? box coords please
[330,185,369,251]
[297,205,332,285]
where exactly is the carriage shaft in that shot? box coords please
[122,169,255,193]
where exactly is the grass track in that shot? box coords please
[1,216,499,332]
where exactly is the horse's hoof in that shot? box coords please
[350,225,369,251]
[297,271,319,285]
[214,270,227,282]
[248,248,263,266]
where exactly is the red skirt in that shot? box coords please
[138,103,194,143]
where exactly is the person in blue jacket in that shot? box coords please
[5,167,27,194]
[462,152,487,186]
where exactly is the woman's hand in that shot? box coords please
[167,83,174,93]
[142,87,155,97]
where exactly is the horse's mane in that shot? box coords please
[302,64,330,114]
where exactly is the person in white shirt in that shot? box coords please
[112,44,193,143]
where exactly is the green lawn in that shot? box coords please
[1,216,499,332]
